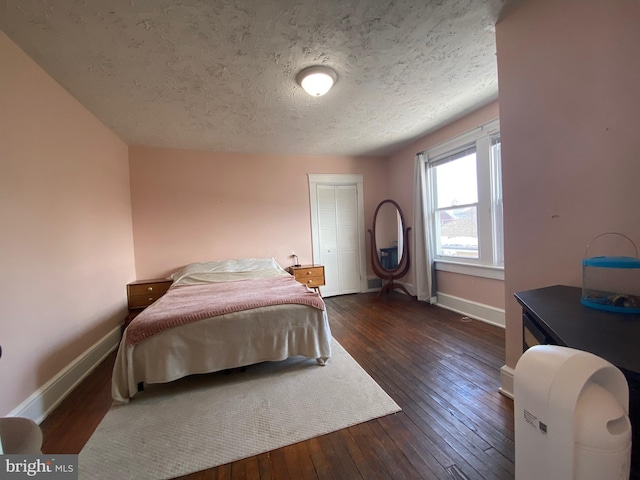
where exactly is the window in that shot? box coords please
[425,119,503,272]
[432,147,479,259]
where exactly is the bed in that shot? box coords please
[112,258,332,403]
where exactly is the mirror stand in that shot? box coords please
[368,199,412,298]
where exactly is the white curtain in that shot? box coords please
[412,152,435,303]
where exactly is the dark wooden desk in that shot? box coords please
[515,285,640,478]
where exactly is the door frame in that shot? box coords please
[308,174,367,294]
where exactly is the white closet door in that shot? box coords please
[316,184,360,297]
[335,186,361,294]
[317,185,340,297]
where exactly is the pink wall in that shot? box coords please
[129,147,389,279]
[386,101,504,309]
[437,271,505,309]
[496,0,640,369]
[0,32,135,416]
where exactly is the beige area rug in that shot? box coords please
[79,338,401,479]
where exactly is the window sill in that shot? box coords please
[435,260,504,281]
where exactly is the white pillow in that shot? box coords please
[170,257,287,285]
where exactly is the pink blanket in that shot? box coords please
[126,275,325,346]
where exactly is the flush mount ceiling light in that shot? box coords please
[296,65,337,97]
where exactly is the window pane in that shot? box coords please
[491,138,502,200]
[434,152,478,208]
[436,206,478,258]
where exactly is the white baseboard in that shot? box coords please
[9,326,121,424]
[499,365,515,399]
[435,292,505,328]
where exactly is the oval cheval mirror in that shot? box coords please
[368,199,412,297]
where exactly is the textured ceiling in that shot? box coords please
[0,0,503,157]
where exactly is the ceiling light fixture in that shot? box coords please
[296,66,337,97]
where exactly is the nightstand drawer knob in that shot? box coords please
[147,286,153,292]
[148,297,153,302]
[307,280,313,284]
[307,271,313,275]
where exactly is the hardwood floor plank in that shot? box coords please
[305,437,334,480]
[268,448,290,480]
[215,463,231,480]
[366,419,424,480]
[292,441,320,480]
[243,457,260,480]
[311,434,349,480]
[38,292,515,479]
[376,413,452,479]
[257,452,274,480]
[282,443,308,480]
[229,457,246,480]
[340,424,390,480]
[323,431,364,480]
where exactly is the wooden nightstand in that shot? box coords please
[124,278,172,332]
[126,278,172,311]
[288,265,325,292]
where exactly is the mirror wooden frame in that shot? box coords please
[368,199,412,297]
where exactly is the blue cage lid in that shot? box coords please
[582,256,640,268]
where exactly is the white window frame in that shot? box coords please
[425,118,504,280]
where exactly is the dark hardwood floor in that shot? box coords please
[40,292,514,479]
